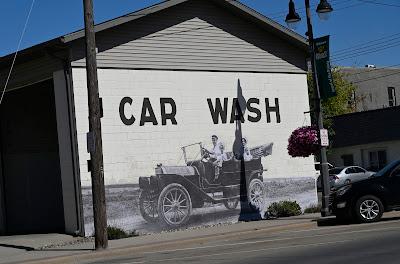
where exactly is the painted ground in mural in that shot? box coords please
[83,177,317,236]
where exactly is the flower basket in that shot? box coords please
[287,126,320,157]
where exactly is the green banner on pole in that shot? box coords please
[314,35,336,100]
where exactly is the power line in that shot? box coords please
[329,33,400,61]
[270,0,360,20]
[0,0,36,105]
[342,63,400,77]
[332,39,400,59]
[267,0,349,19]
[351,70,400,84]
[332,33,400,55]
[332,41,400,62]
[357,0,400,8]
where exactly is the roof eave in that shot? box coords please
[0,38,66,69]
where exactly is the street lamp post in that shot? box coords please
[286,0,333,217]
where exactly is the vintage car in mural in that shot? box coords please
[138,142,273,228]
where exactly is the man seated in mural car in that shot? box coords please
[201,135,221,160]
[201,135,229,182]
[212,142,231,181]
[209,134,222,158]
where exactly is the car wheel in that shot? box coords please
[344,179,351,185]
[354,195,383,223]
[158,183,192,228]
[248,178,265,211]
[223,198,239,210]
[139,190,159,223]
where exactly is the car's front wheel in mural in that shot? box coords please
[139,190,159,223]
[158,183,192,228]
[223,198,239,210]
[248,178,265,211]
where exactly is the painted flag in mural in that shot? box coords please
[314,35,336,100]
[232,79,246,159]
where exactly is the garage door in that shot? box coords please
[0,80,65,234]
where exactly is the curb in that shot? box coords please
[18,221,315,264]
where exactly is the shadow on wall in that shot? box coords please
[82,178,317,236]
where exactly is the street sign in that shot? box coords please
[320,129,329,147]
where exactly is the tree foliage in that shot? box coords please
[308,69,359,131]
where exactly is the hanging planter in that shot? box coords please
[287,126,320,157]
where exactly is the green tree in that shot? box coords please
[308,69,359,133]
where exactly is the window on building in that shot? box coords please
[388,87,396,107]
[341,154,354,166]
[368,150,387,171]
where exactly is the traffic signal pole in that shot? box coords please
[82,0,108,249]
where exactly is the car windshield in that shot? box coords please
[374,160,400,177]
[181,143,203,164]
[329,168,344,174]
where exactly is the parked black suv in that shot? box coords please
[331,159,400,223]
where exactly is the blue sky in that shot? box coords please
[1,0,399,67]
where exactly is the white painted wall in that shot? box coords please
[72,68,315,186]
[329,140,400,169]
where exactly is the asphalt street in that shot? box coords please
[83,216,400,264]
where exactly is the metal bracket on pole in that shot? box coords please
[87,160,92,172]
[87,131,95,154]
[99,97,103,118]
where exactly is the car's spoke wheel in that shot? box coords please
[248,179,265,211]
[158,183,192,227]
[355,195,383,223]
[359,200,379,220]
[139,190,159,223]
[223,198,239,210]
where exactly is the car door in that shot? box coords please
[352,166,368,182]
[387,165,400,207]
[343,167,355,184]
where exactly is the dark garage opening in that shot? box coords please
[0,79,65,235]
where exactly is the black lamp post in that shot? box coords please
[286,0,333,217]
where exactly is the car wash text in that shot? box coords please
[119,97,281,126]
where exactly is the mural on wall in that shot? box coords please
[73,69,318,236]
[83,177,317,235]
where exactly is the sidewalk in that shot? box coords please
[0,213,320,264]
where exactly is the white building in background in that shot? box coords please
[340,66,400,112]
[328,106,400,171]
[0,0,317,236]
[329,67,400,170]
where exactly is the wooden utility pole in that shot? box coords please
[82,0,108,249]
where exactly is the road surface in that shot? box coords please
[83,215,400,264]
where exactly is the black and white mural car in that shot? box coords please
[138,142,273,227]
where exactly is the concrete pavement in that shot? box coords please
[0,213,320,264]
[2,211,400,264]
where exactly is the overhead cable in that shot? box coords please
[0,0,36,105]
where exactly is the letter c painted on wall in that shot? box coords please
[119,97,135,125]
